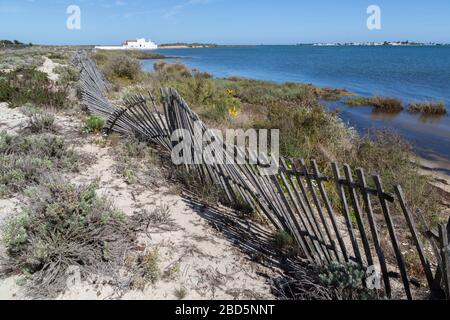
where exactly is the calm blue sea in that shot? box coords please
[143,46,450,169]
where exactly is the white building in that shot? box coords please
[95,38,158,51]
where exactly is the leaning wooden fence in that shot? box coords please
[74,51,450,300]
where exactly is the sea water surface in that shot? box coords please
[143,46,450,171]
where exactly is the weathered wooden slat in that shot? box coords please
[299,159,339,262]
[332,162,363,265]
[438,223,450,299]
[311,160,348,263]
[373,175,412,300]
[281,159,327,264]
[356,168,392,298]
[271,172,315,261]
[278,159,323,263]
[343,165,374,267]
[290,159,333,263]
[395,185,435,292]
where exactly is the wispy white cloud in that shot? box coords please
[163,0,214,19]
[100,0,127,9]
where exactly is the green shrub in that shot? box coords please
[0,68,68,109]
[1,213,30,255]
[219,79,317,106]
[103,55,142,81]
[1,181,130,297]
[54,65,79,86]
[25,110,56,133]
[319,262,377,299]
[1,132,67,158]
[0,76,14,102]
[154,61,192,80]
[0,132,79,196]
[91,51,109,66]
[258,102,349,162]
[84,116,105,133]
[273,230,295,250]
[166,72,241,122]
[320,262,364,289]
[347,130,441,227]
[141,248,160,283]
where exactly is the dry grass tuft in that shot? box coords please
[408,101,447,115]
[370,96,404,112]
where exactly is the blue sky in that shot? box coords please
[1,0,450,45]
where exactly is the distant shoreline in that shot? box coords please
[157,44,450,48]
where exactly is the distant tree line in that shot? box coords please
[0,40,32,48]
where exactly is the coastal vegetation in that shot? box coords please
[95,50,444,228]
[408,101,447,115]
[103,54,143,81]
[1,180,132,297]
[84,115,105,133]
[345,95,404,112]
[344,96,372,107]
[0,68,68,109]
[346,96,448,117]
[370,96,404,112]
[0,130,80,197]
[0,45,447,299]
[92,50,176,63]
[0,46,81,70]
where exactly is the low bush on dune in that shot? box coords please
[0,181,131,298]
[256,102,351,162]
[84,115,105,133]
[0,131,79,196]
[155,67,240,122]
[54,65,79,86]
[172,82,240,122]
[408,101,447,115]
[0,68,68,109]
[154,61,192,80]
[91,51,109,66]
[1,178,175,297]
[0,46,48,71]
[346,130,442,227]
[24,109,56,134]
[103,55,143,81]
[217,79,317,107]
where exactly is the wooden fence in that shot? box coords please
[74,51,450,300]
